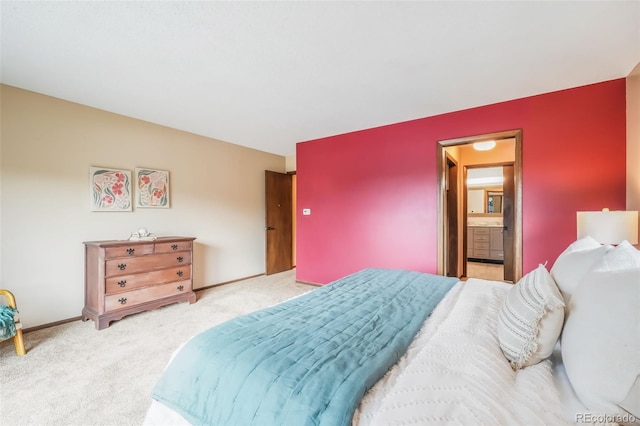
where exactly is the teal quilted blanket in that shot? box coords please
[151,268,458,426]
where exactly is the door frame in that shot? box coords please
[436,129,523,282]
[445,153,459,277]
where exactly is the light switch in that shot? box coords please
[302,208,311,215]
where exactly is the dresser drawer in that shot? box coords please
[473,234,490,242]
[105,251,192,277]
[105,244,154,259]
[155,241,192,253]
[105,266,192,294]
[105,279,192,312]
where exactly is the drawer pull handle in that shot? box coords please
[177,256,184,262]
[126,248,135,255]
[177,271,184,277]
[118,263,127,270]
[171,244,178,250]
[118,280,127,287]
[177,285,184,291]
[118,297,127,305]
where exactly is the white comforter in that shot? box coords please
[355,278,574,426]
[146,278,582,426]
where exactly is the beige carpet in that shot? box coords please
[0,269,314,426]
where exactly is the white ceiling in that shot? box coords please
[2,1,639,156]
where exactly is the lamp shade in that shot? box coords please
[576,210,639,245]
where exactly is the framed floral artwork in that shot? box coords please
[135,168,170,208]
[90,167,132,211]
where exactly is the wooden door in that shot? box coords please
[446,155,459,277]
[265,171,293,275]
[502,164,515,282]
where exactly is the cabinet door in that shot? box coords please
[490,228,503,250]
[490,228,504,260]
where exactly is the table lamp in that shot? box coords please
[576,209,639,245]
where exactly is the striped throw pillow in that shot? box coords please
[497,264,565,370]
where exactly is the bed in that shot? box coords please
[144,238,639,426]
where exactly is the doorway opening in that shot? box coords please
[466,164,512,281]
[436,130,523,283]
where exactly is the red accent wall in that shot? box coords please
[296,79,627,284]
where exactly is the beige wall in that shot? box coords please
[0,85,285,328]
[627,63,640,224]
[285,155,297,172]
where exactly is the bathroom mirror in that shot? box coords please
[486,191,503,213]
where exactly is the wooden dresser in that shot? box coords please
[82,236,196,330]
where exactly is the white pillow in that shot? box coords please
[550,236,611,302]
[497,264,565,370]
[561,241,640,417]
[620,375,640,419]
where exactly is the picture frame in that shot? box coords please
[89,167,132,212]
[135,168,170,208]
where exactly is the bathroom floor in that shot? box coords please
[466,261,504,281]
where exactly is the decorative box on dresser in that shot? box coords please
[82,236,196,330]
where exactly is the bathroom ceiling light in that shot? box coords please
[473,140,496,151]
[467,176,504,186]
